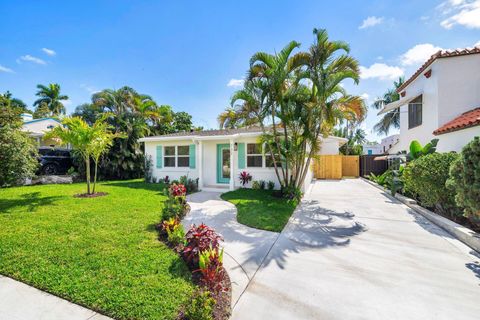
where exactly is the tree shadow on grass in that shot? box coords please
[0,192,64,213]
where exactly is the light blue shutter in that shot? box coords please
[238,143,245,169]
[189,144,196,169]
[156,145,163,168]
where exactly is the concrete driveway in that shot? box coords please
[232,179,480,320]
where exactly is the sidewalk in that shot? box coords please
[0,275,111,320]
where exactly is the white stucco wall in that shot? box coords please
[362,145,383,155]
[436,126,480,153]
[393,53,480,153]
[22,118,63,147]
[143,134,345,192]
[144,139,199,182]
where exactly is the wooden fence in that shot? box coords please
[313,155,359,179]
[359,154,388,177]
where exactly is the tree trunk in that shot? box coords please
[85,156,91,194]
[93,160,98,194]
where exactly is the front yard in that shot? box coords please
[221,189,298,232]
[0,180,194,320]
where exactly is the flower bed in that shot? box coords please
[157,183,231,320]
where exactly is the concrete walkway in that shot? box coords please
[0,275,111,320]
[184,192,279,305]
[230,179,480,320]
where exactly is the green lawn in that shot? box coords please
[0,180,194,320]
[221,188,298,232]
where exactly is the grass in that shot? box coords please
[0,180,194,320]
[221,188,298,232]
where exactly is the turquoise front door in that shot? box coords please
[217,144,230,184]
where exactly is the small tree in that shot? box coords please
[45,117,105,194]
[448,137,480,223]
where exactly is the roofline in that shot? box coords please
[23,117,62,124]
[396,47,480,93]
[139,133,348,143]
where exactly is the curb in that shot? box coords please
[361,177,480,253]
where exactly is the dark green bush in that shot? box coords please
[447,136,480,222]
[181,290,215,320]
[403,152,461,216]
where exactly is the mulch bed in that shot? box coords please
[74,192,108,198]
[155,203,232,320]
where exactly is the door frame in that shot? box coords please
[216,144,230,184]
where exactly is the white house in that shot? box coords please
[139,127,347,192]
[379,47,480,153]
[380,134,400,154]
[362,143,382,155]
[21,114,64,147]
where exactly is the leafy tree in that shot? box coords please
[33,83,69,117]
[45,117,113,195]
[226,28,361,195]
[0,93,38,187]
[408,138,438,160]
[3,91,31,114]
[371,77,404,135]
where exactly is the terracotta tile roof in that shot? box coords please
[433,108,480,135]
[397,46,480,93]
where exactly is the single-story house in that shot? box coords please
[139,127,347,192]
[21,113,64,147]
[378,46,480,153]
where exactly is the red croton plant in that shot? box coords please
[198,247,226,293]
[183,223,223,267]
[169,183,187,198]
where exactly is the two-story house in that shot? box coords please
[378,47,480,153]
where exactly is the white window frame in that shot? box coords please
[163,145,190,168]
[246,143,264,168]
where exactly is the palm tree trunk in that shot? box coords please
[93,160,98,194]
[85,155,91,194]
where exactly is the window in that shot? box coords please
[247,143,263,167]
[265,153,280,168]
[177,146,190,167]
[164,146,176,167]
[408,95,422,129]
[163,145,190,167]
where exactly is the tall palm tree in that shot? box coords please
[33,83,69,116]
[372,77,404,135]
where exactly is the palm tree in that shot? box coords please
[33,83,69,116]
[372,77,404,135]
[294,28,360,187]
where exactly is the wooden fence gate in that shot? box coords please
[313,155,359,179]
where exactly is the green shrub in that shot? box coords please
[447,137,480,222]
[267,181,275,190]
[403,152,460,216]
[0,125,39,187]
[182,290,215,320]
[167,223,186,246]
[251,180,260,190]
[180,175,199,194]
[259,180,266,190]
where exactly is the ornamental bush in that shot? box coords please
[403,152,461,217]
[183,224,223,267]
[0,126,39,187]
[447,137,480,222]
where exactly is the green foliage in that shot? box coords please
[33,83,68,116]
[408,138,438,160]
[371,77,404,135]
[267,180,275,190]
[258,180,266,190]
[179,175,199,194]
[0,126,39,187]
[404,152,461,216]
[221,28,362,194]
[447,137,480,221]
[251,180,260,190]
[182,290,215,320]
[144,155,153,182]
[221,188,298,232]
[162,195,186,220]
[167,223,186,246]
[0,92,23,128]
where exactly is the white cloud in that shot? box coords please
[475,40,480,47]
[0,65,14,73]
[80,84,99,94]
[42,48,56,56]
[359,63,404,80]
[359,16,384,29]
[361,93,370,101]
[19,54,46,65]
[440,0,480,29]
[227,78,244,87]
[400,43,443,66]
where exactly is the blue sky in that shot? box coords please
[1,0,479,142]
